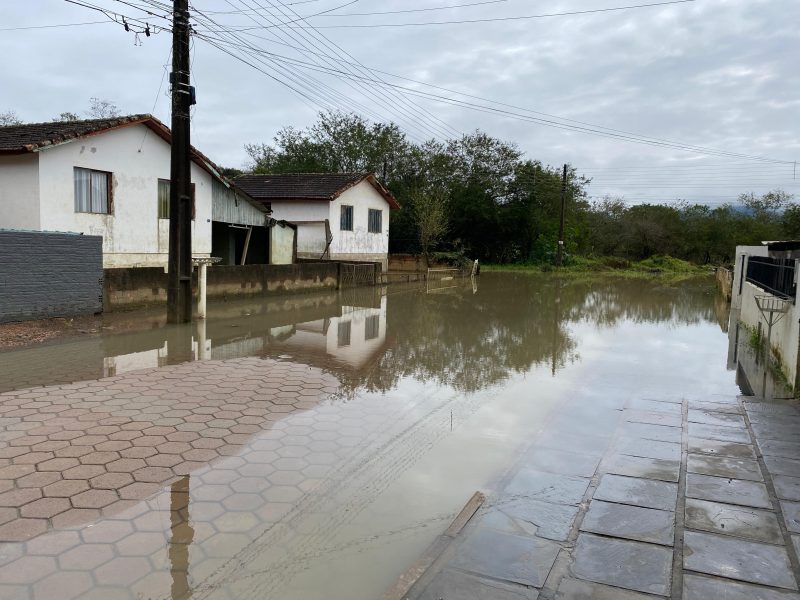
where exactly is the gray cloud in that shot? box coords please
[1,0,797,205]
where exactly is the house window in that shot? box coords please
[337,320,351,347]
[74,167,111,214]
[365,314,380,340]
[158,179,196,219]
[368,209,382,233]
[340,205,353,231]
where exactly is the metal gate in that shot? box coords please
[340,263,376,287]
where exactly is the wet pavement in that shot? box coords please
[0,273,797,599]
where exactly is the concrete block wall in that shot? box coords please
[104,262,342,311]
[0,230,103,323]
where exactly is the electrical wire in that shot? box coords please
[0,20,111,31]
[231,0,698,29]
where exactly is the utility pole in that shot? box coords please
[167,0,193,323]
[556,163,567,266]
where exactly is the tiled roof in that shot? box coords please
[0,115,151,153]
[235,173,401,209]
[0,114,260,206]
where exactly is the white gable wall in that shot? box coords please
[329,180,390,269]
[0,154,40,230]
[36,124,212,268]
[269,200,330,257]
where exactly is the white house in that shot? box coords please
[234,173,400,270]
[0,114,279,268]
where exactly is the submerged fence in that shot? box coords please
[746,256,797,302]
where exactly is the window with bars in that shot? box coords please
[74,167,112,214]
[340,205,353,231]
[368,209,382,233]
[365,314,380,340]
[157,179,196,220]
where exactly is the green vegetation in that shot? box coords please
[246,111,795,266]
[483,255,707,277]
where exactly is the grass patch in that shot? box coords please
[482,255,709,277]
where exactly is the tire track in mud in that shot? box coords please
[190,384,494,600]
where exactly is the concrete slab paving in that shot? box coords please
[601,454,680,483]
[418,568,538,600]
[523,448,601,478]
[685,472,772,509]
[687,454,763,481]
[687,400,743,414]
[621,422,682,443]
[503,469,590,506]
[683,573,800,600]
[760,440,800,459]
[499,498,581,542]
[774,475,800,501]
[779,501,800,534]
[554,577,658,600]
[765,456,800,478]
[751,423,800,442]
[625,410,682,428]
[687,423,751,444]
[628,399,682,414]
[571,533,673,596]
[683,530,797,590]
[687,410,747,428]
[684,498,783,544]
[593,474,678,511]
[616,438,681,462]
[448,527,560,588]
[687,437,756,459]
[580,500,674,546]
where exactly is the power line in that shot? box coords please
[194,32,793,165]
[317,0,520,18]
[269,0,463,139]
[199,0,459,141]
[0,20,110,31]
[231,0,698,29]
[191,2,423,136]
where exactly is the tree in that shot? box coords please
[739,189,793,219]
[87,97,120,119]
[53,112,80,122]
[0,110,22,126]
[411,186,450,265]
[245,110,410,175]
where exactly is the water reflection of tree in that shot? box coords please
[562,275,718,328]
[342,274,718,394]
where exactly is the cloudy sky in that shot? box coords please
[1,0,798,205]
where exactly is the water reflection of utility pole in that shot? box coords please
[552,278,562,376]
[169,475,194,600]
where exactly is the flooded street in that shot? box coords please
[0,273,750,599]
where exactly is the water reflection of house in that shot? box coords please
[101,289,388,377]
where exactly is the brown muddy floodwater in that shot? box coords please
[0,273,744,599]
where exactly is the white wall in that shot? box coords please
[270,222,295,265]
[731,245,768,309]
[268,182,392,267]
[324,296,387,368]
[329,181,389,265]
[733,245,800,389]
[269,200,330,257]
[36,124,212,268]
[0,154,40,230]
